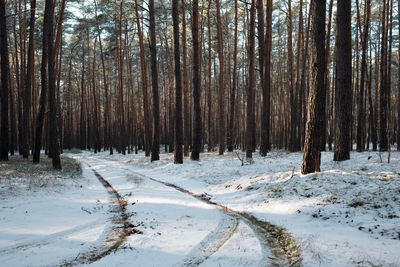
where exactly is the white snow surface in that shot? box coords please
[1,150,399,266]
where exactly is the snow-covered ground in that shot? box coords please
[1,150,399,266]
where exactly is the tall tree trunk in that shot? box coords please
[215,0,225,155]
[33,0,50,163]
[227,0,238,153]
[287,0,297,152]
[21,0,36,158]
[149,0,160,162]
[94,0,111,153]
[207,2,213,152]
[260,0,272,156]
[181,0,190,157]
[134,0,151,156]
[191,0,201,160]
[334,0,352,161]
[397,0,400,150]
[356,0,371,152]
[172,0,183,164]
[45,0,61,169]
[246,0,256,160]
[301,0,326,174]
[379,0,388,151]
[0,0,10,161]
[299,2,312,148]
[324,0,333,151]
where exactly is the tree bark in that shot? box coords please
[334,0,352,161]
[356,0,371,152]
[191,0,201,160]
[246,0,256,160]
[134,0,151,156]
[379,0,388,151]
[215,0,225,155]
[45,0,61,169]
[181,0,190,157]
[260,0,272,156]
[0,0,10,161]
[287,0,297,152]
[172,0,183,164]
[301,0,326,174]
[227,0,238,153]
[149,0,160,162]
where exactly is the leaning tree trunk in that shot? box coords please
[301,0,326,174]
[334,0,352,161]
[0,0,10,161]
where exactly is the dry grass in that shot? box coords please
[0,155,82,197]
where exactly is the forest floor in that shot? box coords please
[0,149,399,266]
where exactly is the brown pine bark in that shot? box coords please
[0,0,10,160]
[246,0,256,160]
[301,0,326,174]
[334,0,352,161]
[215,0,225,155]
[134,0,151,156]
[149,0,160,162]
[261,0,272,154]
[21,0,36,158]
[227,0,238,153]
[397,0,400,150]
[191,0,201,161]
[172,0,183,164]
[181,0,190,157]
[33,0,51,163]
[287,0,297,152]
[379,0,388,151]
[94,0,111,152]
[45,0,61,169]
[207,2,213,152]
[356,0,371,152]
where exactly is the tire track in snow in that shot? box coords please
[89,157,242,266]
[58,164,141,266]
[119,166,302,266]
[0,220,106,256]
[179,214,239,266]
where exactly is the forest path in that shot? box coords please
[86,155,302,266]
[57,164,141,266]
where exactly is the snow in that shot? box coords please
[1,150,399,266]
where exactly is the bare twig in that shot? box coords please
[234,150,244,166]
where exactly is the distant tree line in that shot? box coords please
[0,0,398,173]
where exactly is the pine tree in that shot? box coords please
[301,0,326,174]
[0,0,10,161]
[334,0,352,161]
[150,0,160,162]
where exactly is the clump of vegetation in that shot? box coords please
[0,156,81,195]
